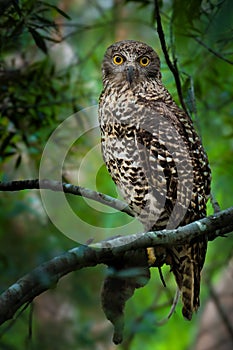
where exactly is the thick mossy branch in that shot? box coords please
[0,203,232,326]
[0,179,232,331]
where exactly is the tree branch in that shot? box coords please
[153,0,189,116]
[0,179,134,217]
[0,206,232,326]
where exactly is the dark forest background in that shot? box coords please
[0,1,232,349]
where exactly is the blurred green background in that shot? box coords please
[0,1,232,349]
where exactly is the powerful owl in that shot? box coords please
[98,40,211,322]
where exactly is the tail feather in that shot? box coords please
[171,240,207,320]
[181,256,199,320]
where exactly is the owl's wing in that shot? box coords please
[135,104,194,230]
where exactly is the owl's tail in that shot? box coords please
[171,241,207,320]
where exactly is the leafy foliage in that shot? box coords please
[0,1,74,168]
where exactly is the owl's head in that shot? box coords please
[102,40,161,87]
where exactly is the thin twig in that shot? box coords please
[158,266,166,287]
[156,288,180,326]
[154,0,189,116]
[0,179,134,217]
[194,37,233,66]
[210,192,221,213]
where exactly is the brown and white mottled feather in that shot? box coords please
[99,40,211,320]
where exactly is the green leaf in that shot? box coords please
[28,28,47,54]
[44,3,71,20]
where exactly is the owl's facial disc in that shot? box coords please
[102,40,161,86]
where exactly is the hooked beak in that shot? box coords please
[126,65,136,85]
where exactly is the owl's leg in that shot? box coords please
[146,246,169,287]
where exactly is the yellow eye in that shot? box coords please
[113,55,124,65]
[139,56,150,67]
